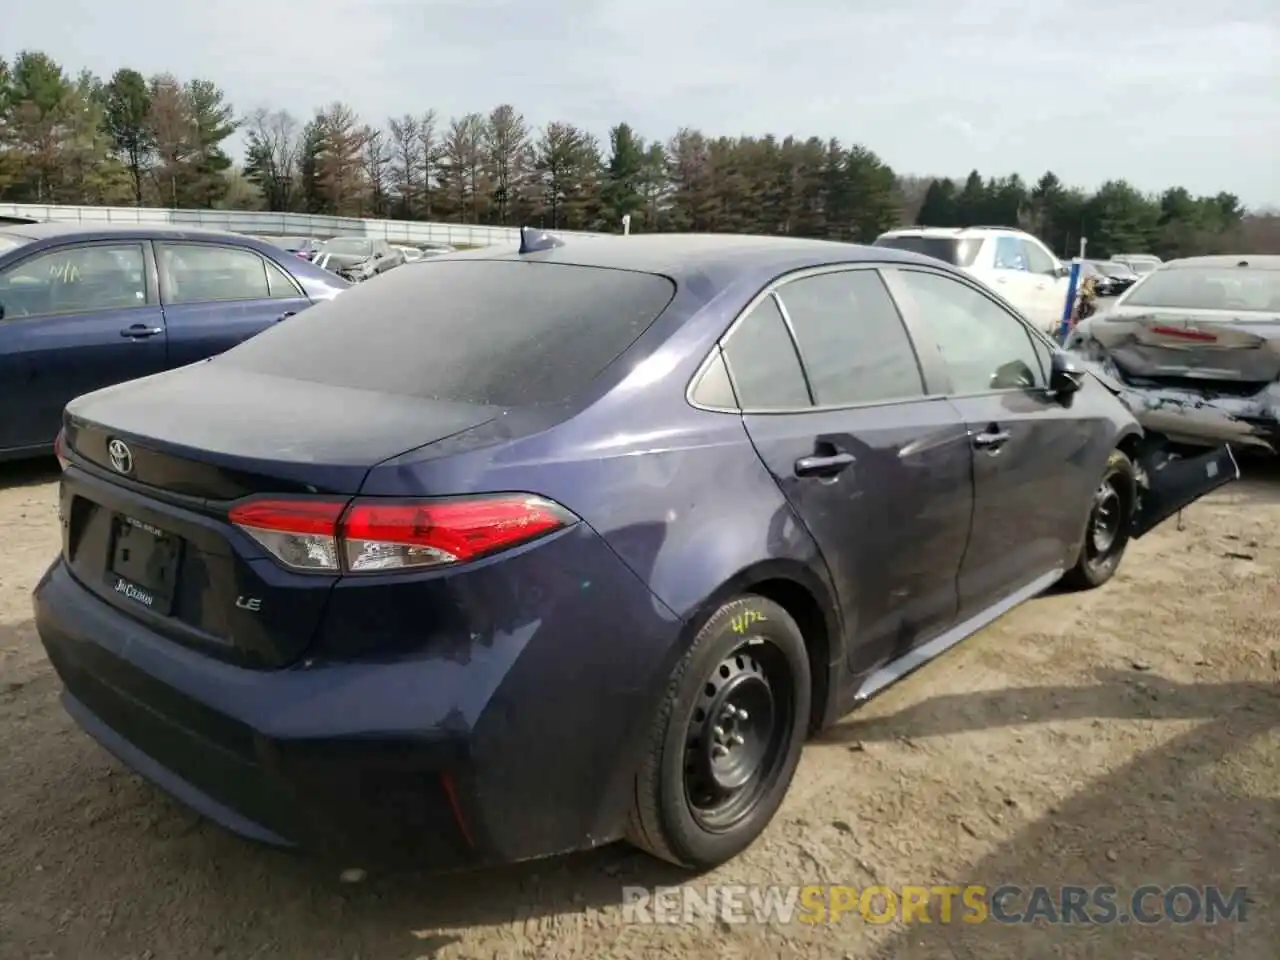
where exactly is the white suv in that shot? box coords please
[873,226,1072,334]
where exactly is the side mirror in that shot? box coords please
[1049,350,1085,400]
[1054,263,1071,279]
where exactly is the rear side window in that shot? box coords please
[993,237,1028,270]
[775,269,925,406]
[264,258,303,297]
[690,349,738,409]
[0,234,33,255]
[220,260,677,406]
[159,243,275,304]
[1021,240,1057,275]
[873,235,982,268]
[722,295,811,410]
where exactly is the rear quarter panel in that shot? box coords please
[358,284,845,844]
[362,277,841,641]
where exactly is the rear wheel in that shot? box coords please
[625,595,810,869]
[1061,449,1136,590]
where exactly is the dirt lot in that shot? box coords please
[0,457,1276,960]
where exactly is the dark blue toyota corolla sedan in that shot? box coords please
[0,223,349,463]
[33,231,1236,870]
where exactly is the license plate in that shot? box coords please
[108,515,182,613]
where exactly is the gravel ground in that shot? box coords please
[0,456,1276,960]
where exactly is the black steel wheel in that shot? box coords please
[626,595,811,869]
[1086,477,1124,561]
[1062,449,1136,590]
[682,641,796,833]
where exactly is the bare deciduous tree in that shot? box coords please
[485,104,528,225]
[147,74,196,207]
[417,110,439,219]
[242,107,300,210]
[387,113,422,217]
[361,125,390,217]
[314,101,366,216]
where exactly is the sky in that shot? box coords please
[7,0,1279,207]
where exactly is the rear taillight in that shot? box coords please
[1149,324,1217,342]
[53,429,70,471]
[227,498,346,571]
[228,494,576,574]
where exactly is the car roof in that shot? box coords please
[0,221,259,243]
[442,232,943,284]
[878,225,1022,238]
[1161,255,1280,271]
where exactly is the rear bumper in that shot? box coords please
[1073,359,1280,452]
[1118,386,1280,452]
[34,542,683,866]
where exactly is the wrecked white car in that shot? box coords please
[1065,254,1280,454]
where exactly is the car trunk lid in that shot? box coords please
[60,363,497,666]
[1093,307,1280,386]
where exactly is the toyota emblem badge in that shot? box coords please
[107,439,134,475]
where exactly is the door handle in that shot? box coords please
[276,311,296,322]
[994,277,1009,284]
[794,451,856,478]
[972,428,1012,450]
[120,324,162,339]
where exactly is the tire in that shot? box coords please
[625,595,811,869]
[1060,448,1136,591]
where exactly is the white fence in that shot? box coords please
[0,203,605,247]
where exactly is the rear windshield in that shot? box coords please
[872,235,982,267]
[0,233,33,254]
[219,260,678,405]
[1124,267,1280,313]
[323,238,372,255]
[1096,261,1135,277]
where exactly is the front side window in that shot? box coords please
[895,269,1045,394]
[158,243,282,304]
[0,243,146,320]
[774,269,925,407]
[721,295,811,410]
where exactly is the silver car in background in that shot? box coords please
[1066,255,1280,451]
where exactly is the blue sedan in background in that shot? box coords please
[0,223,349,462]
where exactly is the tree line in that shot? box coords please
[1,50,1276,259]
